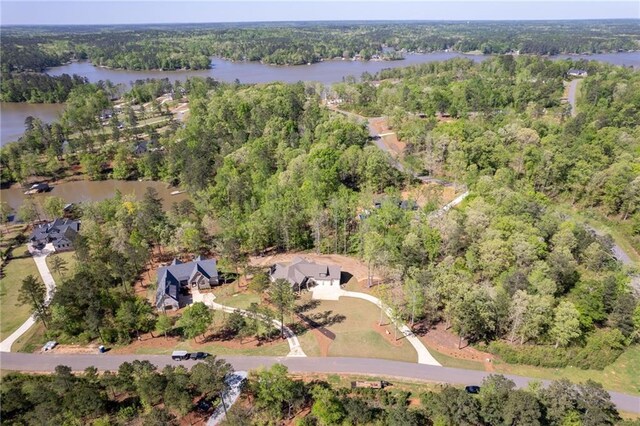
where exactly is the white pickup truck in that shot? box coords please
[171,350,189,361]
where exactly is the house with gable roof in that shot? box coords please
[269,256,341,292]
[155,256,219,310]
[29,218,80,251]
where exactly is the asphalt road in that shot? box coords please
[1,352,638,413]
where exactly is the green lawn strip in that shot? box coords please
[213,291,261,310]
[133,338,290,357]
[491,345,640,396]
[0,250,40,341]
[45,251,77,284]
[297,296,417,363]
[297,331,322,357]
[13,322,47,353]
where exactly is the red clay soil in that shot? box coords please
[418,322,496,370]
[369,117,406,156]
[373,322,405,348]
[309,328,333,357]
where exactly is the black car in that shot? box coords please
[189,352,209,360]
[465,385,481,394]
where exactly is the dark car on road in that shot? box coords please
[189,352,209,360]
[465,385,481,394]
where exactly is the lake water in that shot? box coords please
[0,180,188,214]
[1,51,638,146]
[0,103,66,147]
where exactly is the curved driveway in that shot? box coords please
[1,352,638,413]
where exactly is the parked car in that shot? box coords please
[189,352,209,360]
[42,341,57,351]
[465,385,481,394]
[171,350,190,361]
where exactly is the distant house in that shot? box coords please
[155,256,219,311]
[29,218,80,251]
[568,69,588,77]
[133,141,148,156]
[270,257,341,292]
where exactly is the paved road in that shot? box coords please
[1,352,638,413]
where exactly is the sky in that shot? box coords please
[1,0,639,25]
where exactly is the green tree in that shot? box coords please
[155,314,173,339]
[503,389,542,426]
[479,374,515,425]
[190,356,232,399]
[177,302,212,342]
[48,255,68,279]
[17,274,49,327]
[250,364,304,420]
[268,278,296,339]
[311,385,346,426]
[550,301,582,348]
[115,298,156,340]
[42,196,65,219]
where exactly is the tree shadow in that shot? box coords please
[294,299,321,314]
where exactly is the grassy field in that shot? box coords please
[296,296,417,363]
[45,251,77,284]
[0,249,39,341]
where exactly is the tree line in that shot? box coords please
[2,362,630,425]
[2,20,638,72]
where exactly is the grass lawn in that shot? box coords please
[214,291,261,310]
[0,250,39,341]
[296,295,417,363]
[13,322,47,353]
[491,344,640,396]
[133,338,290,357]
[46,251,77,284]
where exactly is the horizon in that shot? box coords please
[2,17,640,28]
[2,1,639,26]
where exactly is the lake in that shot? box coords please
[0,103,66,147]
[2,51,638,146]
[0,180,188,214]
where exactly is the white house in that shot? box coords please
[269,257,341,292]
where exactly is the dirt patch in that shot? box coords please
[418,322,495,367]
[373,322,404,348]
[369,117,406,156]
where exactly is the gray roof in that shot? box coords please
[271,257,341,287]
[155,256,217,308]
[29,218,80,246]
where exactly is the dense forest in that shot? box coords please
[2,20,638,72]
[1,363,630,426]
[1,55,638,371]
[0,72,87,102]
